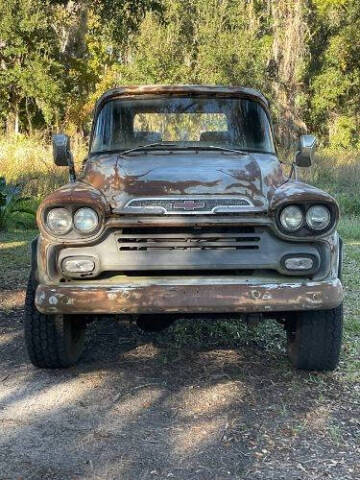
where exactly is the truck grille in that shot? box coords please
[123,197,252,214]
[117,226,261,251]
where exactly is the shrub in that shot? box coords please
[0,178,36,231]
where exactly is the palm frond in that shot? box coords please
[0,179,36,231]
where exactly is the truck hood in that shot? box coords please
[81,151,285,211]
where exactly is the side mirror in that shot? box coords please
[52,134,76,181]
[52,134,72,166]
[295,134,317,167]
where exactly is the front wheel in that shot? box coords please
[24,274,87,368]
[286,304,343,371]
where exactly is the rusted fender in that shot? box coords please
[269,180,339,212]
[36,182,110,229]
[35,278,343,315]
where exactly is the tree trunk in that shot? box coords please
[270,0,308,150]
[6,99,20,135]
[56,1,88,57]
[25,98,33,135]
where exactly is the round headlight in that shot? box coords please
[306,205,331,231]
[47,208,72,235]
[279,205,304,232]
[74,207,99,233]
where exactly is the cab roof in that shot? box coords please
[95,84,269,109]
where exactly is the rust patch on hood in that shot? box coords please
[81,152,285,211]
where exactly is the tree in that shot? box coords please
[308,0,360,148]
[2,0,360,149]
[0,0,63,133]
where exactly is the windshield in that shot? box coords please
[91,96,275,154]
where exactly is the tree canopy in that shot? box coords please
[1,0,359,149]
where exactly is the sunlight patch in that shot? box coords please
[0,290,25,311]
[175,381,245,417]
[171,417,223,455]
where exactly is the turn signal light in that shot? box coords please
[284,257,314,271]
[62,257,95,274]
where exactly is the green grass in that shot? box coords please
[341,240,360,381]
[338,215,360,240]
[0,229,38,288]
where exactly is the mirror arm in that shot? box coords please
[67,152,76,183]
[288,161,296,180]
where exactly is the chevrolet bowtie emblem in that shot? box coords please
[173,200,206,210]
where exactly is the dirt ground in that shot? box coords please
[0,233,359,480]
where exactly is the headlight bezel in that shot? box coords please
[276,202,336,237]
[43,205,103,238]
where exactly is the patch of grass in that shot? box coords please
[0,133,87,198]
[338,216,360,240]
[0,230,37,289]
[341,243,360,382]
[154,313,287,356]
[314,151,360,215]
[327,422,344,446]
[297,150,360,215]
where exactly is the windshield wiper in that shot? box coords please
[190,145,247,155]
[120,143,177,156]
[120,144,249,156]
[92,143,253,157]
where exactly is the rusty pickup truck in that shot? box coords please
[24,85,343,370]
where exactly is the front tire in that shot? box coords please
[286,304,343,371]
[24,274,86,368]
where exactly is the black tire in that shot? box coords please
[286,303,343,371]
[24,273,86,368]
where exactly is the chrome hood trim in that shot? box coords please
[116,195,266,215]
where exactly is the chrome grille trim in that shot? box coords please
[121,196,259,215]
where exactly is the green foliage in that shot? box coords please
[307,1,360,147]
[0,0,360,149]
[95,0,163,45]
[0,178,36,231]
[329,116,357,149]
[312,0,349,15]
[0,0,64,131]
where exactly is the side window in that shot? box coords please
[92,102,114,151]
[241,100,274,151]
